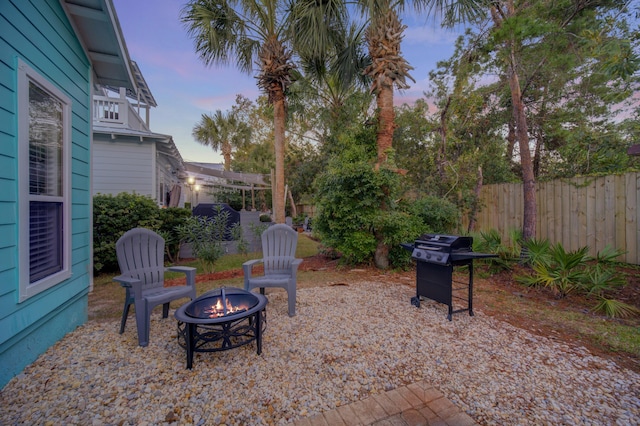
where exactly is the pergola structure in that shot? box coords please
[184,162,271,212]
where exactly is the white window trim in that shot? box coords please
[17,59,72,302]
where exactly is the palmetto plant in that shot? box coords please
[517,241,638,318]
[524,244,589,297]
[585,248,639,318]
[521,237,550,267]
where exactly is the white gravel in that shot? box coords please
[1,281,638,425]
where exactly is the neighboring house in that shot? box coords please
[184,162,271,211]
[0,0,136,388]
[92,62,186,207]
[184,162,226,206]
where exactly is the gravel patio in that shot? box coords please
[1,280,638,425]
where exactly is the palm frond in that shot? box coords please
[582,264,626,296]
[521,238,551,267]
[412,0,489,27]
[593,297,640,318]
[592,245,627,263]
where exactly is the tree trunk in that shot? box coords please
[507,52,537,241]
[273,92,286,223]
[506,117,516,162]
[373,71,394,268]
[287,188,297,218]
[376,83,395,166]
[374,232,389,269]
[222,142,232,171]
[467,166,483,233]
[493,0,536,242]
[437,96,451,179]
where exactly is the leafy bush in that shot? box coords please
[250,222,271,240]
[176,205,240,273]
[377,210,423,270]
[231,222,249,255]
[158,207,193,262]
[313,132,422,267]
[408,195,460,234]
[259,214,272,222]
[472,228,522,272]
[314,140,379,264]
[94,193,164,272]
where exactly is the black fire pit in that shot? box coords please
[175,287,267,369]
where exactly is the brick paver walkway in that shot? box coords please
[290,380,477,426]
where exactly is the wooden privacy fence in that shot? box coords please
[467,172,640,265]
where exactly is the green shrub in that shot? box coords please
[314,139,382,265]
[250,222,271,240]
[94,193,164,272]
[231,222,249,255]
[176,206,237,273]
[158,207,192,262]
[472,228,522,272]
[377,210,423,270]
[313,131,421,268]
[408,196,460,234]
[259,214,272,222]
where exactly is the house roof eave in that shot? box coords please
[93,126,185,166]
[60,0,136,91]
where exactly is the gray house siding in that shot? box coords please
[92,137,155,197]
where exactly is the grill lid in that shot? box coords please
[415,234,473,252]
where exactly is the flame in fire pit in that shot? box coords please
[203,297,248,318]
[183,288,260,320]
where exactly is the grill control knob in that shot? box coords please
[425,252,431,259]
[415,251,422,258]
[436,256,442,261]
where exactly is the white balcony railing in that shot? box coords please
[92,85,152,132]
[93,94,128,127]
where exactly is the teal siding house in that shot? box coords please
[0,0,135,388]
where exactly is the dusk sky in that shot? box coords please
[112,0,464,163]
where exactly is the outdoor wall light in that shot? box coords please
[186,177,200,208]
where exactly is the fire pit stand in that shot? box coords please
[175,287,267,369]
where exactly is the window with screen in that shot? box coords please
[18,60,72,301]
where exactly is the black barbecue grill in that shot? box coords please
[403,234,497,320]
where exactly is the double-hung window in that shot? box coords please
[18,60,72,302]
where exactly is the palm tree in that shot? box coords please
[292,0,483,168]
[362,0,415,167]
[288,21,372,143]
[291,0,483,268]
[192,109,251,171]
[181,0,295,222]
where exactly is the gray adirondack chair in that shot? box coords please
[243,224,302,316]
[114,227,196,346]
